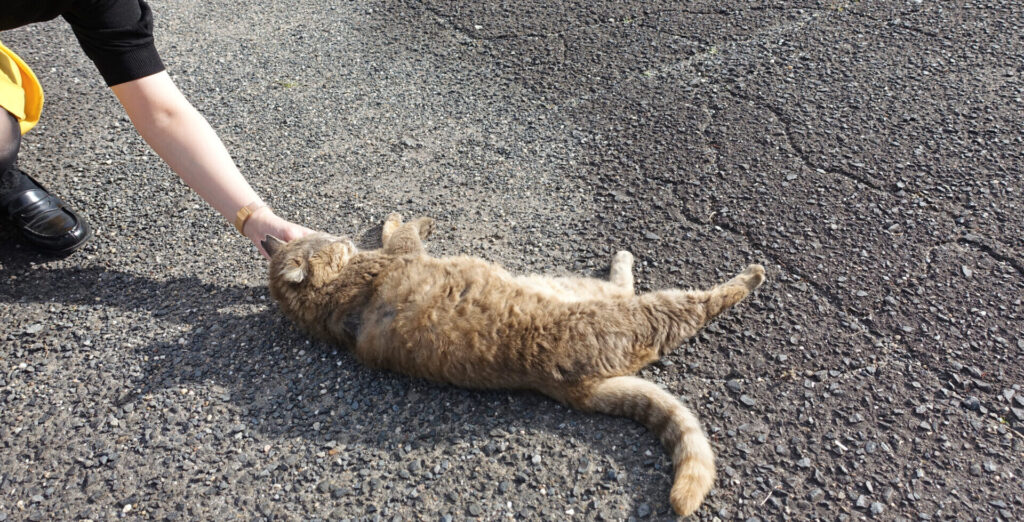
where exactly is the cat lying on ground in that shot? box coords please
[263,213,765,516]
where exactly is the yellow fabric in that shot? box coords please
[0,40,44,135]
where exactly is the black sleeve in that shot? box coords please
[62,0,165,86]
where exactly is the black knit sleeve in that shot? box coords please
[62,0,165,86]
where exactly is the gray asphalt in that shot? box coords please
[2,1,1022,520]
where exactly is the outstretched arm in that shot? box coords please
[110,71,312,257]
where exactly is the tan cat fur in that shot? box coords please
[264,214,765,516]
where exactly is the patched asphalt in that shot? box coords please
[1,1,1022,520]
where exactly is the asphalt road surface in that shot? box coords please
[2,1,1022,520]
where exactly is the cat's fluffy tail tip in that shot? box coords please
[669,468,714,517]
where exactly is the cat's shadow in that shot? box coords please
[0,248,674,518]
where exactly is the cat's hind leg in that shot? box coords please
[639,264,765,354]
[609,250,635,292]
[381,213,404,244]
[708,264,765,315]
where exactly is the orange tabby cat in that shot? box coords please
[263,214,765,516]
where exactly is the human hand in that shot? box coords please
[243,206,315,259]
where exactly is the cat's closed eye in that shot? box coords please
[280,257,306,283]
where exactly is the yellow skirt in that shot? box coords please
[0,40,43,135]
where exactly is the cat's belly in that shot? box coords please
[349,261,629,390]
[353,317,518,388]
[353,293,546,389]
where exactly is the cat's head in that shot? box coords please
[263,233,357,298]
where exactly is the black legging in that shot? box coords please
[0,109,19,173]
[0,109,24,193]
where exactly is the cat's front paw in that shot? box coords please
[612,250,634,269]
[382,213,404,242]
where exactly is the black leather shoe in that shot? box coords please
[0,169,92,256]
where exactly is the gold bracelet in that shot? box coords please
[234,200,268,236]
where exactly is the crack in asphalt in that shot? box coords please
[667,175,894,360]
[731,91,1024,279]
[417,0,825,99]
[959,237,1024,277]
[695,103,721,179]
[670,181,891,350]
[415,1,574,68]
[403,1,1024,346]
[413,3,903,347]
[636,101,892,347]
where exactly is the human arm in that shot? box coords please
[110,71,312,257]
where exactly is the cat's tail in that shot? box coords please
[576,376,714,516]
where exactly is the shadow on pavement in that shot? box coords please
[0,250,667,513]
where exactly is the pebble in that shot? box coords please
[739,395,756,407]
[1012,407,1024,421]
[636,503,652,518]
[962,396,981,411]
[870,502,885,516]
[726,379,742,393]
[577,458,591,474]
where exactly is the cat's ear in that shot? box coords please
[280,257,307,283]
[262,235,286,257]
